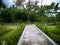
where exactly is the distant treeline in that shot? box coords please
[0,7,60,24]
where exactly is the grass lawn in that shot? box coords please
[35,22,60,45]
[0,23,25,45]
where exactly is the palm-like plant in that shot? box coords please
[13,0,25,7]
[26,0,39,21]
[0,0,3,8]
[54,3,59,11]
[0,0,6,10]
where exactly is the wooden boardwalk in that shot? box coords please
[17,24,57,45]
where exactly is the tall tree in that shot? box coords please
[34,1,39,11]
[56,13,60,22]
[26,0,31,21]
[0,0,6,10]
[49,2,55,9]
[0,0,3,8]
[26,0,39,11]
[14,0,25,7]
[54,3,59,11]
[26,0,39,21]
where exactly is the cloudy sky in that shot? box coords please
[2,0,60,7]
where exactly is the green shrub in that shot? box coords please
[36,23,60,45]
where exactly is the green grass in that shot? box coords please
[0,23,25,45]
[0,26,12,36]
[36,23,60,45]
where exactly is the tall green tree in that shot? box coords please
[0,0,6,10]
[54,3,59,11]
[26,0,39,21]
[49,2,55,9]
[0,0,3,8]
[26,0,31,21]
[33,1,39,11]
[56,13,60,22]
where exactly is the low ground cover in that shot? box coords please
[0,23,25,45]
[36,22,60,45]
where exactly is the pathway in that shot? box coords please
[17,24,57,45]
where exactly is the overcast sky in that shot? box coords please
[2,0,60,7]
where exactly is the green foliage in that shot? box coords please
[0,0,3,8]
[0,1,59,23]
[0,26,12,36]
[0,0,6,9]
[0,23,25,45]
[14,0,25,7]
[56,13,60,22]
[36,23,60,45]
[0,1,60,45]
[54,3,59,11]
[0,7,41,23]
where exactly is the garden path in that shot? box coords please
[17,24,50,45]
